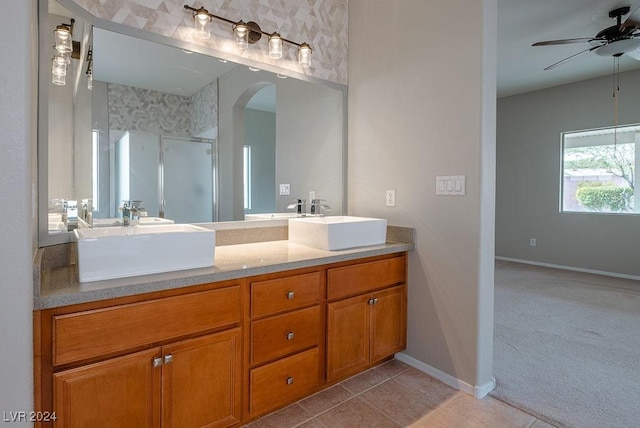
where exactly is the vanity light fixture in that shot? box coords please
[184,4,312,67]
[51,19,82,86]
[85,48,93,90]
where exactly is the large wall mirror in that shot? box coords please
[39,0,346,246]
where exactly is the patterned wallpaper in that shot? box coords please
[190,80,217,137]
[108,83,192,136]
[68,0,348,85]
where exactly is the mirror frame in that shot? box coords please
[38,0,348,247]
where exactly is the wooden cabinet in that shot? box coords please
[35,252,408,427]
[326,256,407,382]
[36,280,243,428]
[246,270,324,418]
[52,329,241,428]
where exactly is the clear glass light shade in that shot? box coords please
[269,33,283,59]
[52,72,66,86]
[53,52,70,66]
[234,22,249,50]
[54,26,72,53]
[194,11,211,39]
[87,71,93,90]
[298,43,312,68]
[51,58,66,77]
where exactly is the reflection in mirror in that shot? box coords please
[40,0,346,246]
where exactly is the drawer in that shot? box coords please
[53,285,241,366]
[327,255,406,300]
[251,272,321,317]
[251,306,321,366]
[249,347,321,416]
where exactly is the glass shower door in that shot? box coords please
[160,137,216,224]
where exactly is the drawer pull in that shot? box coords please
[368,298,375,305]
[153,357,163,368]
[286,331,295,340]
[286,291,295,299]
[286,376,294,385]
[164,354,173,364]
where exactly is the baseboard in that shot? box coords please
[394,352,496,399]
[495,257,640,281]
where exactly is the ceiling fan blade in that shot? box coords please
[620,5,640,30]
[543,46,600,70]
[533,38,599,46]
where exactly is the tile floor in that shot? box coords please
[246,359,557,428]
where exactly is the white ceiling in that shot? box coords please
[497,0,640,97]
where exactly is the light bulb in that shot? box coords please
[194,9,211,39]
[51,58,66,77]
[234,21,249,50]
[54,25,72,53]
[298,43,312,68]
[269,33,283,59]
[52,72,65,86]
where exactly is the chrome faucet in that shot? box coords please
[287,199,307,216]
[121,200,147,226]
[310,199,331,216]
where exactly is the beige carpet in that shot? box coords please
[491,260,640,428]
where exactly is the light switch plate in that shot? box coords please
[436,175,465,196]
[279,183,290,196]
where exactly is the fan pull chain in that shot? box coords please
[613,56,620,147]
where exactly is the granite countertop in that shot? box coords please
[35,239,413,310]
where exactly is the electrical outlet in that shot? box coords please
[386,190,396,207]
[530,238,537,247]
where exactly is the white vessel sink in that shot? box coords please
[74,224,215,282]
[92,217,175,227]
[288,216,387,251]
[245,212,301,220]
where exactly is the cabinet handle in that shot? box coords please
[286,377,294,385]
[287,291,295,299]
[373,298,379,304]
[153,357,163,368]
[286,331,295,340]
[368,298,375,305]
[164,354,173,364]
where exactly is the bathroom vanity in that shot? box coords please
[33,232,411,427]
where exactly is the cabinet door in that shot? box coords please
[53,347,161,428]
[162,328,242,428]
[326,294,370,381]
[370,285,407,364]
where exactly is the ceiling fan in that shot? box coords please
[533,5,640,70]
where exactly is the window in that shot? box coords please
[243,145,251,210]
[561,125,638,214]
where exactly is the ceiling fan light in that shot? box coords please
[594,38,640,57]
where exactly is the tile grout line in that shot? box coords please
[291,364,412,427]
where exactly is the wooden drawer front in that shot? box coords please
[251,272,321,317]
[251,306,320,366]
[249,347,321,416]
[53,286,241,366]
[327,255,406,300]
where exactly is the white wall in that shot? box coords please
[0,0,35,420]
[348,0,496,391]
[496,69,640,277]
